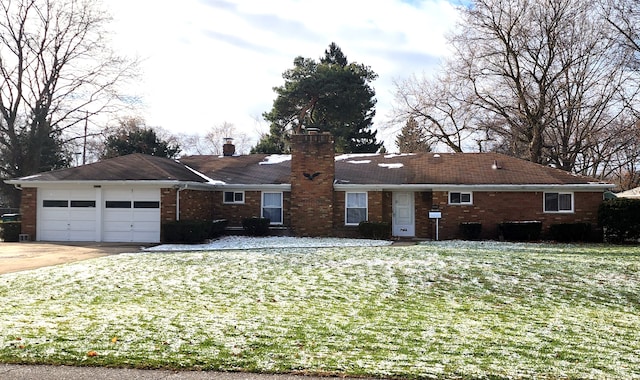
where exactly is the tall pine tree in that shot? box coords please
[253,43,382,153]
[395,117,431,153]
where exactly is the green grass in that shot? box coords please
[1,241,639,379]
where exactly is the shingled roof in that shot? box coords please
[7,152,611,189]
[10,153,208,183]
[178,152,609,187]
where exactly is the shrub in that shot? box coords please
[549,223,592,242]
[358,221,391,240]
[162,219,227,243]
[0,221,22,242]
[498,221,542,241]
[211,219,228,238]
[459,222,482,240]
[598,198,640,243]
[242,217,271,236]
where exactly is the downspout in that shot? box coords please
[176,184,188,221]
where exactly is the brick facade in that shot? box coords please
[430,190,603,240]
[19,187,37,240]
[290,133,335,236]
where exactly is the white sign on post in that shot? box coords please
[429,211,442,241]
[429,211,442,219]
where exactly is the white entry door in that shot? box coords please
[393,192,415,237]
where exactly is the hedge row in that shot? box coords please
[598,198,640,243]
[162,219,228,243]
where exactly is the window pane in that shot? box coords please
[559,194,572,210]
[461,193,471,203]
[263,207,282,224]
[134,201,159,209]
[106,201,131,208]
[43,200,68,207]
[70,200,96,208]
[545,193,559,211]
[263,193,282,207]
[224,192,234,203]
[450,192,461,204]
[347,193,366,207]
[347,208,367,224]
[234,192,244,202]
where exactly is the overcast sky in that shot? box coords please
[107,0,462,151]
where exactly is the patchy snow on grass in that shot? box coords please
[145,235,392,251]
[0,240,639,379]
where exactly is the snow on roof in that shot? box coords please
[347,160,372,164]
[378,163,404,169]
[184,165,226,185]
[384,153,415,159]
[259,155,292,165]
[19,174,41,180]
[335,153,379,161]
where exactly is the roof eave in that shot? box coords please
[333,183,615,191]
[5,179,212,190]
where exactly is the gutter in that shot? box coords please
[333,183,615,192]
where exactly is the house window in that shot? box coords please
[449,192,472,205]
[262,192,282,224]
[223,191,244,204]
[544,192,573,212]
[346,192,368,225]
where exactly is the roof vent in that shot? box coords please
[492,160,501,170]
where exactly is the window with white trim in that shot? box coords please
[544,192,573,212]
[345,192,368,225]
[449,192,472,205]
[261,192,283,224]
[223,191,244,204]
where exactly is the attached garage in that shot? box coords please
[37,186,161,243]
[7,153,212,243]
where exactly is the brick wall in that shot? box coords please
[290,133,335,236]
[160,188,177,223]
[209,190,291,228]
[178,189,215,221]
[415,191,434,239]
[20,187,37,239]
[431,190,603,239]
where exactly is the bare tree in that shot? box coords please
[393,0,639,182]
[0,0,137,203]
[392,70,477,152]
[179,122,252,156]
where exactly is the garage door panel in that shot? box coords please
[102,188,161,243]
[41,209,69,221]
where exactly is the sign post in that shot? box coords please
[428,210,442,241]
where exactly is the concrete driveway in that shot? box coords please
[0,242,146,275]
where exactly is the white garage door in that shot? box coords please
[38,188,97,241]
[102,188,160,243]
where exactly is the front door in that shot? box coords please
[393,192,415,237]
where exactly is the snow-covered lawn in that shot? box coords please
[145,235,393,251]
[0,239,639,379]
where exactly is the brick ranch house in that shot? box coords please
[5,133,613,243]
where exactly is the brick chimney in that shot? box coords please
[290,132,335,236]
[222,137,235,157]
